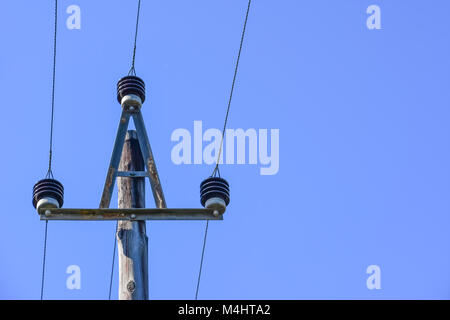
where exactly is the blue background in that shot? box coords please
[0,0,449,299]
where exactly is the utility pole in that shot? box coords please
[34,75,227,301]
[117,130,148,300]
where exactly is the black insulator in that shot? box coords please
[32,178,64,209]
[200,177,230,207]
[117,75,146,104]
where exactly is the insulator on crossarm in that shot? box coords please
[200,177,230,216]
[32,178,64,212]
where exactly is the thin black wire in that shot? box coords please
[41,0,58,300]
[128,0,142,76]
[108,222,118,300]
[196,0,252,299]
[40,221,49,300]
[195,220,209,300]
[46,0,58,179]
[212,0,252,178]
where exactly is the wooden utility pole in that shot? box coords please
[117,130,149,300]
[38,109,223,300]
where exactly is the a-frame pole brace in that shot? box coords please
[99,109,166,209]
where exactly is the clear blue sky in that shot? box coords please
[0,0,449,299]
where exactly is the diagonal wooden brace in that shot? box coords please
[99,109,166,209]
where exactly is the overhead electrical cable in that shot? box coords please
[40,0,59,300]
[211,0,252,178]
[195,0,252,300]
[128,0,142,76]
[195,219,209,300]
[40,221,49,300]
[108,223,117,299]
[46,0,58,179]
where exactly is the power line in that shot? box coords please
[195,220,209,300]
[40,221,49,300]
[128,0,142,76]
[108,222,118,299]
[196,0,252,299]
[212,0,252,178]
[46,0,58,179]
[41,0,59,300]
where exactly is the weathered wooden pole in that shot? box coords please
[117,130,149,300]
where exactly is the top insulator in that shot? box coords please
[117,75,146,105]
[32,178,64,211]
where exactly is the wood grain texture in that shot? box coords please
[117,130,148,300]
